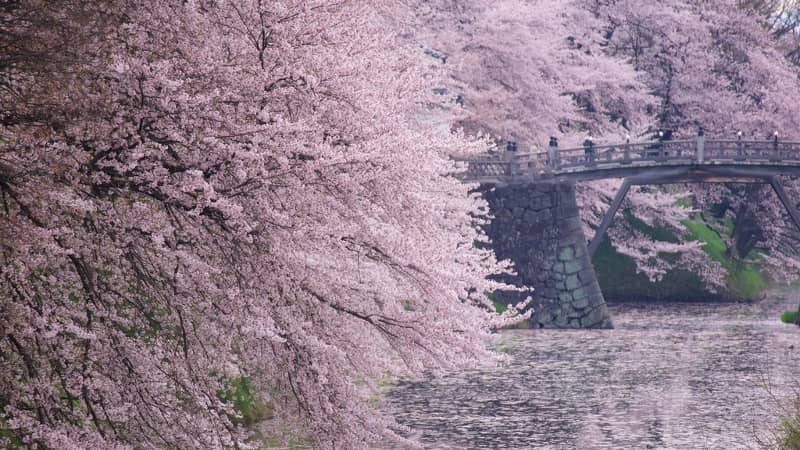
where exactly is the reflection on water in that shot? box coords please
[386,294,800,449]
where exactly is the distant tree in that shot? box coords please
[740,0,800,64]
[0,1,518,448]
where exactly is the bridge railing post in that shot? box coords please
[622,135,631,164]
[696,126,705,163]
[583,137,595,167]
[548,136,560,171]
[503,141,518,176]
[771,131,781,162]
[517,144,531,176]
[735,131,745,161]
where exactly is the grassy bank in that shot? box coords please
[593,209,768,302]
[682,214,766,299]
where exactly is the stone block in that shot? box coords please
[572,296,589,309]
[541,287,558,299]
[558,292,573,303]
[536,271,549,283]
[564,261,581,274]
[557,246,575,261]
[565,274,580,290]
[554,310,569,328]
[581,305,609,328]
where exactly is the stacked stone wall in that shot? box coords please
[480,182,612,328]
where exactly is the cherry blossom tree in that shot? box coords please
[0,1,521,448]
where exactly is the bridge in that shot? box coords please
[459,132,800,255]
[459,132,800,329]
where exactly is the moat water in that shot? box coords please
[385,292,800,449]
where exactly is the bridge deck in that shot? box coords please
[456,138,800,183]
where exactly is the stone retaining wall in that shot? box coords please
[480,182,612,328]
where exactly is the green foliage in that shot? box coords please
[728,266,766,299]
[780,310,799,324]
[217,377,272,426]
[366,371,396,407]
[486,292,507,314]
[674,196,692,208]
[780,400,800,449]
[0,416,24,449]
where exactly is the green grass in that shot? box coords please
[682,214,766,300]
[781,311,799,324]
[682,218,727,262]
[594,209,768,301]
[593,235,711,302]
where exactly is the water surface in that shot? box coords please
[386,294,800,449]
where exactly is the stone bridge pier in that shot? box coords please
[480,182,612,329]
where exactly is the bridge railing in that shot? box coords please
[539,140,700,169]
[457,137,800,180]
[451,153,514,179]
[704,140,800,161]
